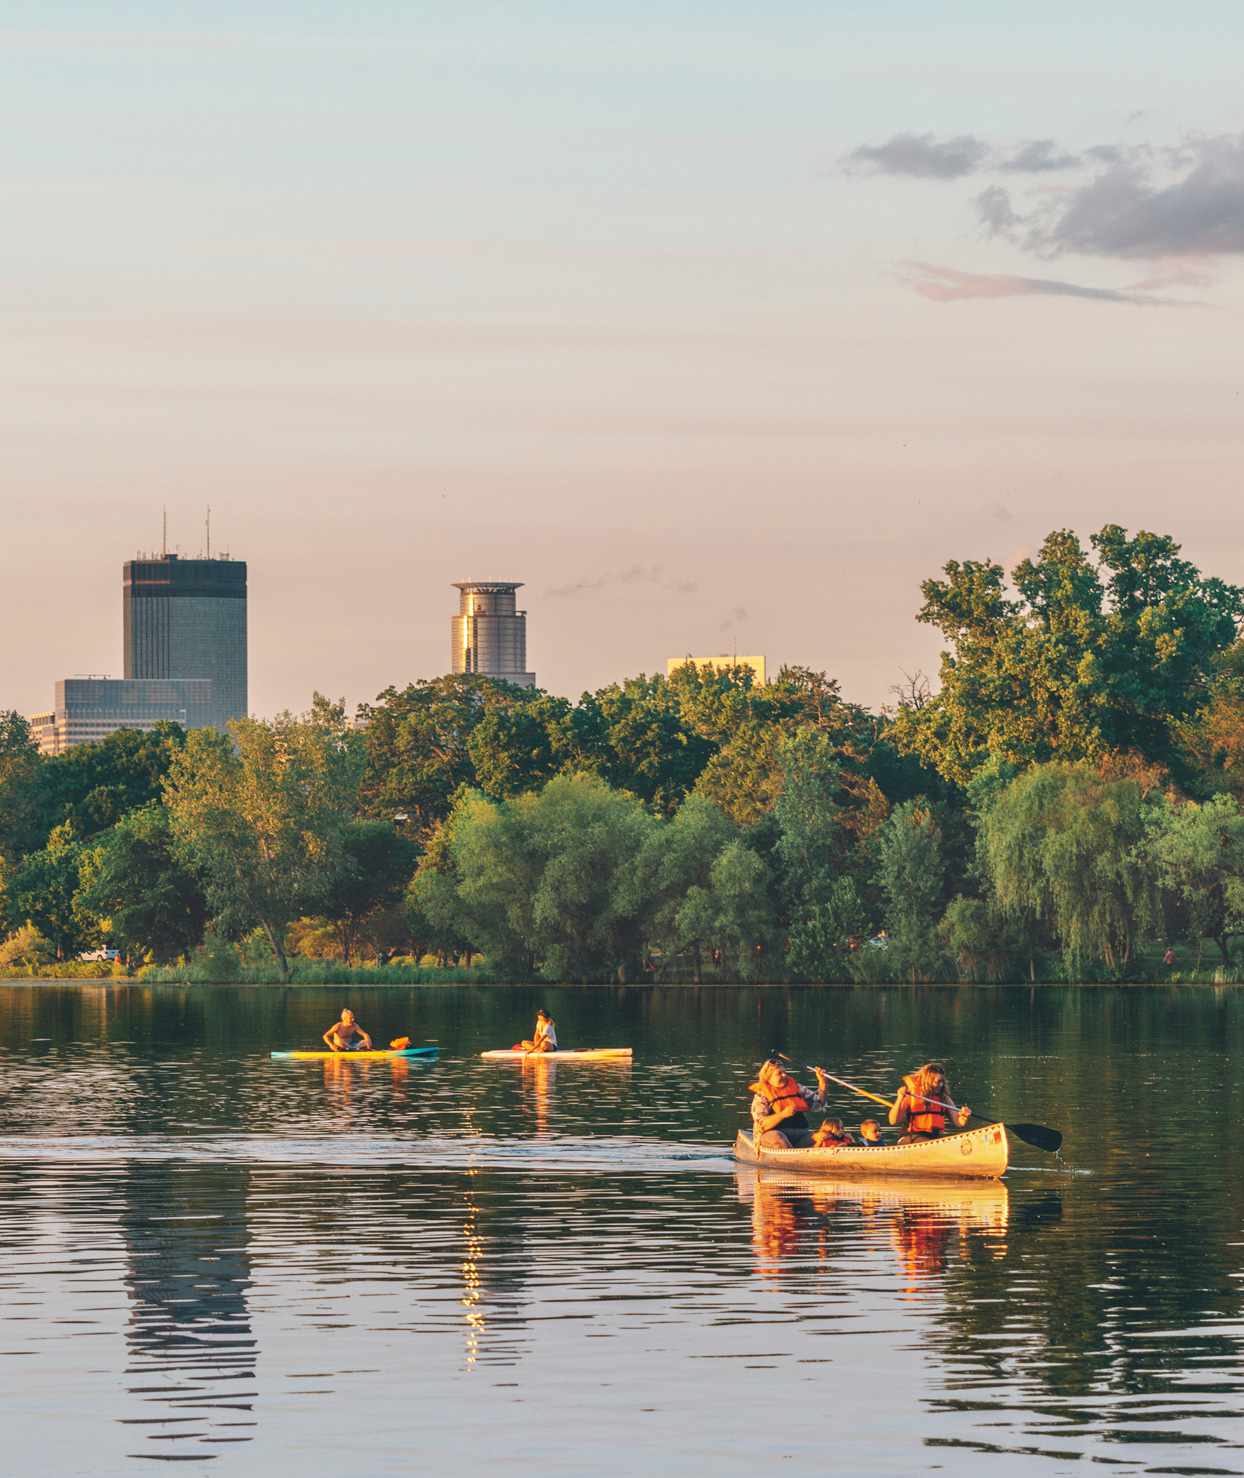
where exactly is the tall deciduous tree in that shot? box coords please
[0,711,42,867]
[4,822,90,960]
[163,703,364,979]
[893,526,1244,785]
[320,820,418,963]
[74,803,208,965]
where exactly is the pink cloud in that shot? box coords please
[898,260,1190,306]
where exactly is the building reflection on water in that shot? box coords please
[119,1167,257,1462]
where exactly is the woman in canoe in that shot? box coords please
[519,1009,557,1054]
[750,1058,828,1148]
[888,1061,971,1142]
[322,1009,372,1052]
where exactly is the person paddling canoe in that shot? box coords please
[749,1057,828,1148]
[888,1061,970,1142]
[322,1009,372,1052]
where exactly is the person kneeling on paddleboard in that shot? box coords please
[749,1057,828,1149]
[323,1009,372,1052]
[888,1061,970,1143]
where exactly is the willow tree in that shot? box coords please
[1148,793,1244,967]
[978,762,1161,973]
[874,799,946,982]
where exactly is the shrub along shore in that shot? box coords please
[4,524,1244,986]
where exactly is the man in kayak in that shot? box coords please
[750,1057,828,1148]
[888,1061,971,1142]
[322,1008,373,1052]
[519,1009,557,1054]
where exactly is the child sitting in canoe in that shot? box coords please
[858,1118,884,1146]
[322,1009,372,1052]
[812,1117,855,1148]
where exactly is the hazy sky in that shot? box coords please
[4,1,1243,718]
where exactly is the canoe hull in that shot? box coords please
[270,1047,439,1061]
[479,1048,632,1061]
[733,1123,1009,1180]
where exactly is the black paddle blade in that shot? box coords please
[1008,1122,1062,1154]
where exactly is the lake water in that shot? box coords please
[2,983,1242,1477]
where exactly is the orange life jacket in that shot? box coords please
[901,1074,950,1135]
[749,1073,810,1116]
[814,1130,852,1147]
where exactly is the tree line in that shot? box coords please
[3,524,1244,982]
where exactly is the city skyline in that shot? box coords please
[4,4,1244,721]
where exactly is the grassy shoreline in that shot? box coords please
[3,968,1242,987]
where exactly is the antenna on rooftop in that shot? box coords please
[206,505,212,559]
[162,506,167,558]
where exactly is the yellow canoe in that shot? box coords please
[733,1122,1009,1180]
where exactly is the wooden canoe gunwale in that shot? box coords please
[733,1122,1009,1180]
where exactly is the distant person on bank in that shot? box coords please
[888,1062,970,1143]
[322,1009,372,1052]
[750,1058,829,1148]
[520,1009,558,1054]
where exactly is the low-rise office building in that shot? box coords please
[666,654,768,685]
[29,677,215,756]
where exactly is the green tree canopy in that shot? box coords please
[893,526,1244,785]
[426,774,659,981]
[874,799,946,982]
[1147,793,1244,967]
[163,703,364,978]
[75,803,208,965]
[320,819,419,962]
[4,822,90,960]
[978,761,1162,972]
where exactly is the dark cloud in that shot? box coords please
[999,139,1081,173]
[899,261,1186,306]
[546,564,697,600]
[1029,136,1244,258]
[976,185,1020,236]
[844,131,989,179]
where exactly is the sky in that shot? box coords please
[4,1,1244,718]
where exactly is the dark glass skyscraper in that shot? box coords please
[123,555,248,728]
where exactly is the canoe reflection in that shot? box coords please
[736,1166,1012,1288]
